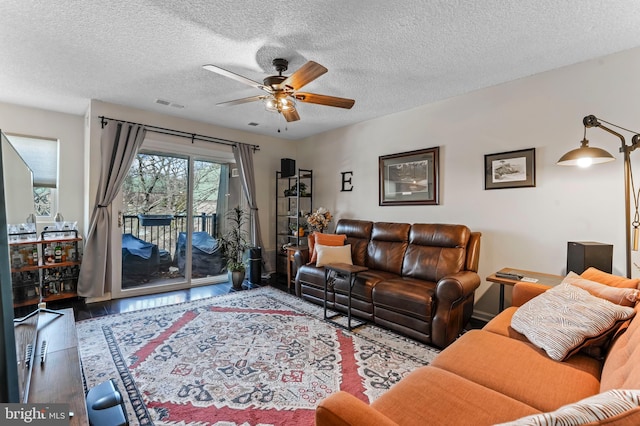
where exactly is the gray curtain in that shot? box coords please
[233,143,270,271]
[77,121,146,297]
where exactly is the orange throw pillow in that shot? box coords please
[564,272,640,307]
[581,267,640,289]
[310,233,347,264]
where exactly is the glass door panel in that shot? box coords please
[120,153,189,289]
[113,149,235,297]
[188,160,227,282]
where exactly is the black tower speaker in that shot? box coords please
[567,241,613,274]
[281,158,296,177]
[248,246,262,286]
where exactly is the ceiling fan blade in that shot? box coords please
[282,108,300,122]
[294,92,355,109]
[216,95,266,107]
[203,64,271,93]
[279,61,328,90]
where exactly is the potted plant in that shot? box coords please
[220,206,250,290]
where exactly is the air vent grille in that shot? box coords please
[156,99,185,109]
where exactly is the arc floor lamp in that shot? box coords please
[557,115,640,278]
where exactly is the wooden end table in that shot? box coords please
[324,263,368,331]
[486,267,564,311]
[286,246,308,290]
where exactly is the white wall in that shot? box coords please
[297,47,640,319]
[0,102,85,231]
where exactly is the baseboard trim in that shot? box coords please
[472,309,495,323]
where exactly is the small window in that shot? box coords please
[6,134,59,218]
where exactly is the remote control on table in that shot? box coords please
[495,271,523,280]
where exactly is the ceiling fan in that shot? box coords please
[202,58,355,122]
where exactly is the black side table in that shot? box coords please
[323,263,368,330]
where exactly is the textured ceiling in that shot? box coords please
[1,1,640,140]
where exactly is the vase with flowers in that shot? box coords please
[305,207,333,233]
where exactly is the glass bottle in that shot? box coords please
[11,247,22,269]
[44,245,54,264]
[54,243,62,263]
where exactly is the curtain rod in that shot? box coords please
[98,116,260,151]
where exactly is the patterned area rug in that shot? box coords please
[77,287,440,425]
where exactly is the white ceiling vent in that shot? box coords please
[156,99,184,109]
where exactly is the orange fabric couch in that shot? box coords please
[316,274,640,425]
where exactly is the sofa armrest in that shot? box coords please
[292,249,308,271]
[316,391,398,426]
[511,281,551,307]
[292,250,310,297]
[432,271,481,348]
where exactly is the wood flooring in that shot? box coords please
[14,278,486,330]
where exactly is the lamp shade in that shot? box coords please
[557,141,615,167]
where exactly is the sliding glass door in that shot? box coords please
[110,143,239,298]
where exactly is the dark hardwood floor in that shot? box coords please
[15,277,486,331]
[14,277,293,322]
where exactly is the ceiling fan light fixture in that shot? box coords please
[204,59,353,123]
[280,97,295,111]
[263,95,296,113]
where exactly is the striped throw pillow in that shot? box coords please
[495,389,640,425]
[511,283,636,361]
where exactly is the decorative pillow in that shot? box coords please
[580,267,640,289]
[511,283,636,361]
[495,389,640,426]
[315,244,353,268]
[563,272,640,307]
[310,233,347,264]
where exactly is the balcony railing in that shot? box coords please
[122,213,218,254]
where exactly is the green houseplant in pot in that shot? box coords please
[220,206,250,290]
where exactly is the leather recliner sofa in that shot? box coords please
[294,219,481,348]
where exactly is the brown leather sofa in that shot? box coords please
[294,219,481,348]
[316,275,640,425]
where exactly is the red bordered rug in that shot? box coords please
[77,287,440,425]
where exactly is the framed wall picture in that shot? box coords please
[484,148,536,190]
[379,147,439,206]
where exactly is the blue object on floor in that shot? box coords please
[122,233,154,259]
[121,234,159,286]
[175,232,225,276]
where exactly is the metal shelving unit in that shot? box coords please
[9,230,82,308]
[275,168,312,280]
